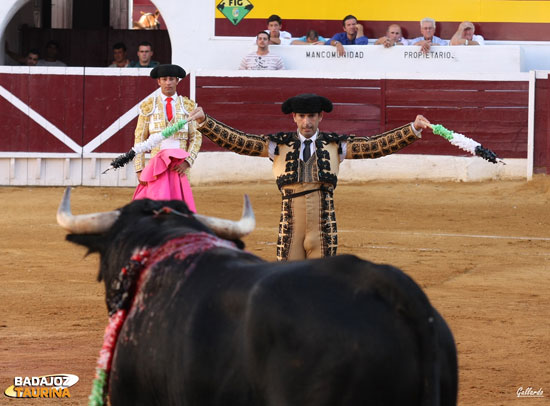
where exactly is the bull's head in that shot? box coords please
[57,188,255,312]
[57,187,255,241]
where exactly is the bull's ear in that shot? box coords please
[66,234,106,255]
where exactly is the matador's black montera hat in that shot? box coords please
[150,64,186,79]
[281,93,333,114]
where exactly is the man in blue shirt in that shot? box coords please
[409,17,449,54]
[325,15,369,56]
[291,29,328,45]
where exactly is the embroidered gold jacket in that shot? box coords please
[133,95,202,172]
[198,115,420,189]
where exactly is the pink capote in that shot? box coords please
[132,149,196,213]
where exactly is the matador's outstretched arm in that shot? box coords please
[345,123,421,159]
[196,114,270,157]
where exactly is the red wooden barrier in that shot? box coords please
[195,77,384,151]
[0,73,84,153]
[195,76,529,160]
[0,72,543,171]
[0,73,189,154]
[384,79,528,158]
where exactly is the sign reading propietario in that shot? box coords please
[217,0,254,25]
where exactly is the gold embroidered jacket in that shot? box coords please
[134,95,202,172]
[198,115,420,189]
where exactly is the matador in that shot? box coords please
[189,93,431,261]
[133,64,202,211]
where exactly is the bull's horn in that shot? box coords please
[57,187,120,234]
[194,195,255,240]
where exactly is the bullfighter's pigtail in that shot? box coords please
[430,124,504,164]
[102,119,188,173]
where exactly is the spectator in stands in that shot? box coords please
[37,40,66,66]
[450,21,485,46]
[326,15,368,57]
[25,49,40,66]
[374,24,408,47]
[265,14,292,45]
[5,42,40,66]
[409,17,448,54]
[291,29,327,45]
[240,31,285,70]
[129,41,159,68]
[109,42,130,67]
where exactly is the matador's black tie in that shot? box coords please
[302,139,312,162]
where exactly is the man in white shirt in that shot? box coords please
[188,94,432,261]
[265,14,292,45]
[374,24,409,47]
[37,40,67,67]
[240,31,285,70]
[450,21,485,46]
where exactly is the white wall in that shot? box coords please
[0,154,529,186]
[190,41,524,73]
[156,0,550,73]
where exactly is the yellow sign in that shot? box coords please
[214,0,550,23]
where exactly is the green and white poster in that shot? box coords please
[217,0,254,26]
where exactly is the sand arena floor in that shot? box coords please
[1,177,549,405]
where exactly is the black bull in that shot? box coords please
[60,193,457,406]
